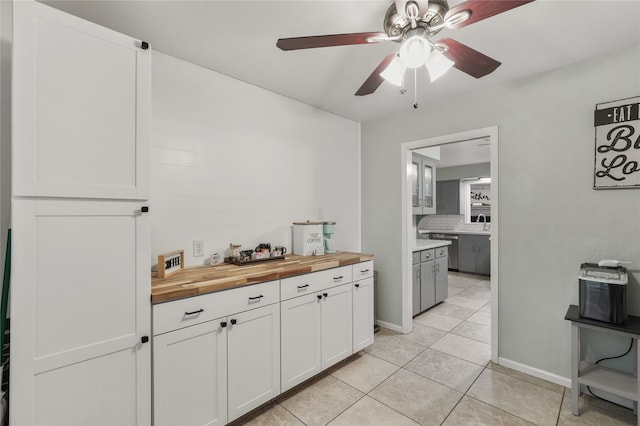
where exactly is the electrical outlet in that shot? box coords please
[210,252,221,265]
[193,240,204,257]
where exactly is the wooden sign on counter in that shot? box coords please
[157,250,184,278]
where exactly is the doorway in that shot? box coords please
[400,126,499,363]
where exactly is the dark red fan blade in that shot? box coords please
[439,38,501,78]
[276,32,385,51]
[355,53,397,96]
[445,0,535,29]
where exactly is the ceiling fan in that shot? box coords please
[276,0,535,98]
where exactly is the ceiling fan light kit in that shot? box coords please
[276,0,535,104]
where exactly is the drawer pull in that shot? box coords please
[323,292,328,298]
[248,295,264,301]
[184,309,204,316]
[355,283,360,288]
[230,319,237,325]
[317,294,322,300]
[220,321,227,328]
[297,284,309,289]
[333,276,344,281]
[360,269,370,273]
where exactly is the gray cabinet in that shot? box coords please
[459,235,491,275]
[436,180,461,215]
[411,153,437,215]
[412,246,448,316]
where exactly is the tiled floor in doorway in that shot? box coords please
[233,272,636,425]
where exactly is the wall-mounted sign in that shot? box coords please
[593,96,640,189]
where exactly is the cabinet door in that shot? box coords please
[420,260,436,310]
[352,278,374,352]
[458,235,476,273]
[11,199,150,425]
[227,303,281,422]
[436,180,460,215]
[280,293,322,392]
[13,1,150,199]
[321,284,353,370]
[435,257,449,304]
[475,236,491,276]
[154,321,227,426]
[412,263,421,316]
[411,158,421,214]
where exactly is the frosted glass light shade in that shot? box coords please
[399,35,430,69]
[426,49,454,82]
[380,56,406,87]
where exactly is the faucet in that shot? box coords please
[476,213,489,231]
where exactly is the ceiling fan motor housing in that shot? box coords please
[384,0,450,40]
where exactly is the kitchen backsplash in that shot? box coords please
[418,215,488,232]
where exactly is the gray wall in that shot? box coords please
[362,46,640,378]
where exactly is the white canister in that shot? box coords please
[292,222,325,256]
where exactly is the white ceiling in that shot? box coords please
[41,0,640,124]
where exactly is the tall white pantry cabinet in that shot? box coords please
[10,2,151,425]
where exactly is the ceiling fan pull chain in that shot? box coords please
[413,68,418,109]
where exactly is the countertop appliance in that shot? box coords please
[429,233,459,271]
[578,263,628,324]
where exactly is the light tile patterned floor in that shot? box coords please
[232,272,636,426]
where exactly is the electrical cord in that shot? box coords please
[586,338,634,409]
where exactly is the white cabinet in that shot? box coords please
[280,293,322,391]
[11,199,151,426]
[227,303,280,421]
[280,261,373,392]
[352,261,374,352]
[152,281,280,425]
[280,283,353,392]
[154,320,227,426]
[13,0,150,200]
[11,3,151,423]
[321,283,353,369]
[411,153,437,215]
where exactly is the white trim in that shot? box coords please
[400,126,499,356]
[498,357,571,388]
[375,319,404,334]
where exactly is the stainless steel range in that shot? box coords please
[429,233,459,271]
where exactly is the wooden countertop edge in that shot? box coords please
[151,252,374,304]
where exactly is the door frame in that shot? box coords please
[400,126,499,363]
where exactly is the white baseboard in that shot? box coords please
[497,357,634,409]
[497,357,571,388]
[375,319,403,333]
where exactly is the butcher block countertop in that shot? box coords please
[151,251,375,304]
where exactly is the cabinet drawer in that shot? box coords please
[420,249,435,262]
[280,266,353,301]
[435,246,448,259]
[280,271,326,301]
[154,280,279,335]
[352,261,374,281]
[321,266,353,289]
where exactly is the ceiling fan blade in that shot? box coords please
[276,32,386,51]
[355,53,397,96]
[439,38,501,78]
[445,0,535,29]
